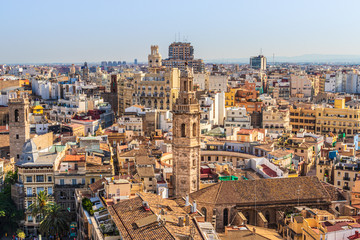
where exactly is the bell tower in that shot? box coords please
[9,95,30,161]
[148,45,162,68]
[172,66,200,198]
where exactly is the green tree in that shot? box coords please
[39,203,69,239]
[28,190,50,219]
[82,197,94,215]
[0,171,23,236]
[4,170,18,185]
[16,229,26,240]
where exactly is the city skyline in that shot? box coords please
[1,0,360,64]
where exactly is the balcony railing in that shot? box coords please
[343,186,350,191]
[343,177,350,181]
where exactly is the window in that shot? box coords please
[337,181,340,186]
[72,179,77,185]
[16,134,19,139]
[36,175,44,182]
[36,187,44,194]
[82,178,85,185]
[47,176,52,182]
[48,187,53,195]
[90,178,95,184]
[28,215,33,222]
[181,123,186,137]
[26,176,32,182]
[149,178,152,181]
[60,179,64,185]
[26,187,32,196]
[14,109,19,122]
[193,123,197,137]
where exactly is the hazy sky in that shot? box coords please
[1,0,360,64]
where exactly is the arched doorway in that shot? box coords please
[265,211,270,223]
[245,211,250,224]
[201,207,207,221]
[223,208,229,227]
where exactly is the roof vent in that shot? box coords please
[142,201,150,211]
[178,216,184,227]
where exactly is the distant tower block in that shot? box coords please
[9,95,30,161]
[148,45,162,68]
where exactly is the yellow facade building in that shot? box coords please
[32,105,44,115]
[315,98,360,137]
[225,88,237,108]
[290,104,316,133]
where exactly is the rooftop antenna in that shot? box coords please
[273,53,275,66]
[260,48,263,56]
[178,32,180,42]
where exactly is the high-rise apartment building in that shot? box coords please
[250,55,267,71]
[168,42,194,60]
[162,42,204,73]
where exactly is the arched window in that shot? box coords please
[223,208,229,227]
[193,123,197,137]
[181,123,186,137]
[14,109,19,122]
[201,207,207,221]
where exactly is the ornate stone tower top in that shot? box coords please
[148,45,162,68]
[172,66,201,198]
[173,66,199,113]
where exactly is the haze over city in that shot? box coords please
[1,0,360,63]
[4,1,360,240]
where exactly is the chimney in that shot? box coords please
[185,194,190,206]
[185,214,190,226]
[191,201,197,213]
[178,216,184,227]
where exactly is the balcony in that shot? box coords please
[55,184,85,189]
[343,176,350,181]
[343,186,350,191]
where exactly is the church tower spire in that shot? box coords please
[172,65,200,198]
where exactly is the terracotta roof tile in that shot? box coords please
[190,176,331,205]
[64,154,85,162]
[109,197,175,240]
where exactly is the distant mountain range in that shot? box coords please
[205,54,360,64]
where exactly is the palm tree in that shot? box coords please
[39,203,69,239]
[28,190,50,219]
